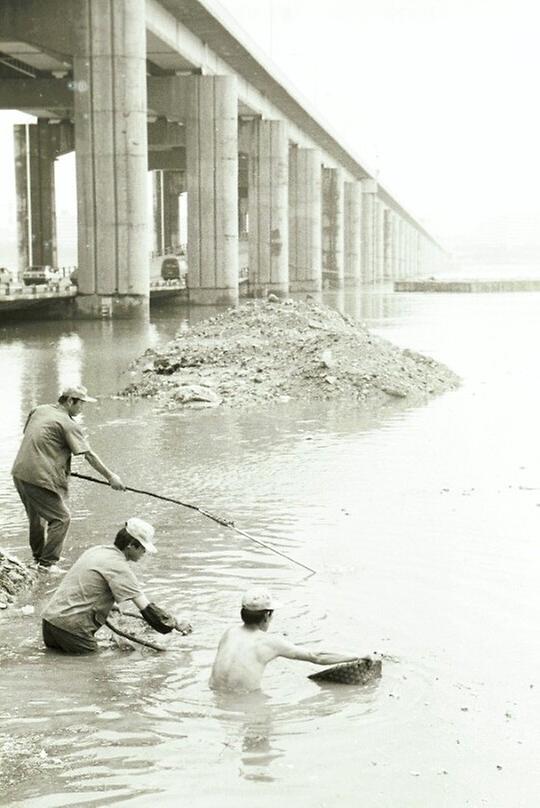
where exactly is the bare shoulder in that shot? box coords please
[217,625,236,645]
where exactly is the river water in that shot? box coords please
[1,284,539,807]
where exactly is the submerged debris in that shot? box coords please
[121,299,460,409]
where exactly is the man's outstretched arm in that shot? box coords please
[84,449,125,490]
[271,636,360,666]
[132,594,192,635]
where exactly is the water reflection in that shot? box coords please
[212,692,280,782]
[56,332,84,390]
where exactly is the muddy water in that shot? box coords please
[1,287,540,807]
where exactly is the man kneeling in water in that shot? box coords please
[42,517,192,654]
[210,589,360,692]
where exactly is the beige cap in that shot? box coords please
[241,588,282,611]
[125,517,157,554]
[60,384,97,403]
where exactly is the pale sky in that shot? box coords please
[1,0,538,267]
[209,0,540,263]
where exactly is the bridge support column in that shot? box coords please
[397,218,406,279]
[152,170,182,255]
[186,75,239,305]
[418,235,426,277]
[322,167,344,288]
[13,120,58,273]
[152,171,164,255]
[247,119,289,298]
[163,171,183,250]
[383,206,393,280]
[405,225,413,278]
[389,211,399,280]
[73,0,149,319]
[14,125,30,276]
[412,229,418,277]
[343,181,362,286]
[288,146,322,292]
[360,179,377,282]
[373,198,385,282]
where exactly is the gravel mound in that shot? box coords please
[121,299,460,408]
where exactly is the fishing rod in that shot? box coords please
[71,471,316,576]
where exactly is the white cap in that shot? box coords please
[60,384,97,403]
[241,588,282,611]
[125,517,157,554]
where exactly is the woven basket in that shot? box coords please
[308,656,382,684]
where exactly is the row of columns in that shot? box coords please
[11,0,444,317]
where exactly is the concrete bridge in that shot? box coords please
[0,0,445,318]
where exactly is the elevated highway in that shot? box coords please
[0,0,445,318]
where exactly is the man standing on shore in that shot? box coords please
[11,384,125,573]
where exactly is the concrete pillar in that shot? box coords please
[186,75,239,305]
[383,206,393,280]
[400,221,408,279]
[402,224,409,278]
[152,170,182,254]
[343,181,362,286]
[152,170,164,255]
[29,120,57,268]
[411,229,419,278]
[395,217,404,279]
[73,0,149,318]
[288,146,322,292]
[418,235,426,277]
[360,179,377,282]
[373,198,385,282]
[247,119,289,298]
[390,211,399,280]
[163,171,182,250]
[406,225,413,278]
[13,124,30,275]
[321,167,344,288]
[13,121,57,271]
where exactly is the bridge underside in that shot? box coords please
[0,0,445,318]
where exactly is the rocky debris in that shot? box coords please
[120,299,460,409]
[0,550,36,608]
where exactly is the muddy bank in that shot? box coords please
[0,550,36,609]
[122,299,460,408]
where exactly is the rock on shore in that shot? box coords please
[0,550,36,609]
[121,299,460,408]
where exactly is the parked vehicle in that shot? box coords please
[22,265,60,286]
[161,257,181,281]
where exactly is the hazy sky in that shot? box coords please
[1,0,538,267]
[207,0,540,263]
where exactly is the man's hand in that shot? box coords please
[175,618,193,635]
[108,473,126,491]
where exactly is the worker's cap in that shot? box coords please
[125,517,157,554]
[241,588,282,611]
[60,384,97,403]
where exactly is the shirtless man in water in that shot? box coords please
[210,589,360,692]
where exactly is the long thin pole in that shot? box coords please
[71,472,316,576]
[105,618,166,652]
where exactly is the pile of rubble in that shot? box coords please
[121,298,460,409]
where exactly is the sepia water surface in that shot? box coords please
[1,285,539,807]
